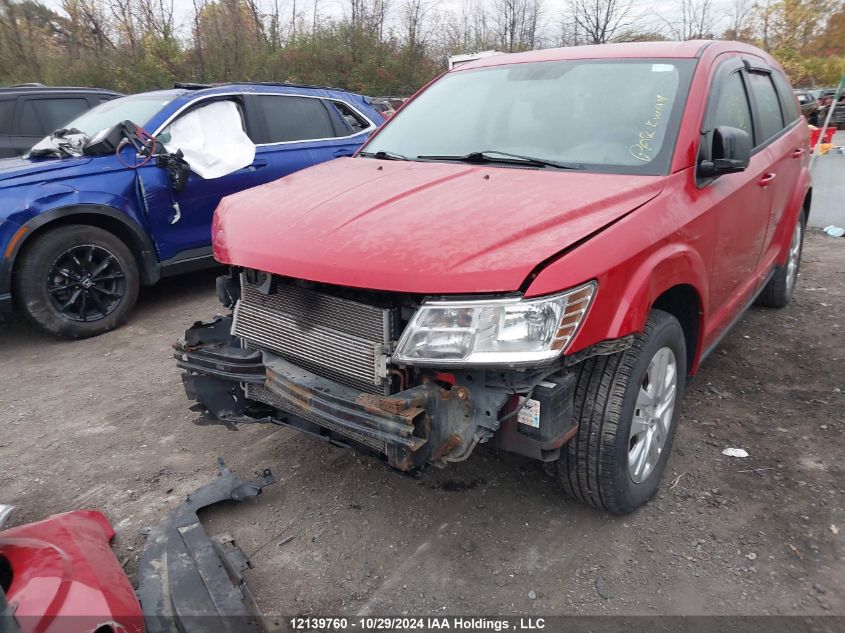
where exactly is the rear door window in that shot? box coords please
[254,95,335,143]
[772,73,800,123]
[16,97,90,136]
[747,72,785,142]
[329,101,371,136]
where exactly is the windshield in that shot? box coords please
[63,93,177,137]
[362,59,696,175]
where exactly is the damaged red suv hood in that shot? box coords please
[213,158,664,294]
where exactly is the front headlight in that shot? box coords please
[393,282,596,365]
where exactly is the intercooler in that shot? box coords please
[232,278,397,395]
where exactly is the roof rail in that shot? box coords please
[0,85,117,92]
[173,81,350,93]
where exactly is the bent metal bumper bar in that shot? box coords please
[256,352,495,470]
[175,316,578,469]
[265,354,428,460]
[137,458,276,633]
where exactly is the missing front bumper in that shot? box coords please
[256,352,489,470]
[176,316,579,469]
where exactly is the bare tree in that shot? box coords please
[493,0,543,51]
[439,0,497,53]
[567,0,637,44]
[662,0,715,40]
[556,12,582,46]
[0,0,31,66]
[347,0,390,36]
[191,0,206,75]
[403,0,431,51]
[725,0,753,39]
[108,0,139,57]
[397,0,432,89]
[372,0,389,40]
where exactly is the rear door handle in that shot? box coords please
[333,149,354,158]
[758,173,776,187]
[249,159,269,170]
[791,148,805,158]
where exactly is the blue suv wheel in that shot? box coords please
[15,225,139,338]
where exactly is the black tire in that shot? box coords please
[14,224,139,338]
[755,213,805,308]
[556,310,687,514]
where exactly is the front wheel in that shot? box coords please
[556,310,687,514]
[15,225,139,338]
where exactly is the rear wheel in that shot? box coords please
[15,225,139,338]
[755,214,804,308]
[556,310,686,514]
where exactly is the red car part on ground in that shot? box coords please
[0,508,144,633]
[1,460,275,633]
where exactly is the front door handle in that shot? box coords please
[333,149,354,158]
[249,159,269,170]
[791,148,805,158]
[758,173,776,187]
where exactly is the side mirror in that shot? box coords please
[698,126,752,178]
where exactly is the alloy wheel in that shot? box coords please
[785,219,802,297]
[628,346,678,483]
[46,244,126,322]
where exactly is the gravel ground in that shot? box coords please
[1,230,843,622]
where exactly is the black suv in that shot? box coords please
[0,85,121,158]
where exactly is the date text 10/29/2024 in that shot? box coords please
[289,617,547,631]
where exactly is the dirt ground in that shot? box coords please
[1,231,843,622]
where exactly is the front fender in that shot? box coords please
[603,242,708,341]
[5,181,146,232]
[0,204,160,300]
[524,184,710,369]
[544,240,708,362]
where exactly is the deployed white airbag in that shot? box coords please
[163,100,255,179]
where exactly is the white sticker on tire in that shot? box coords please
[517,397,541,428]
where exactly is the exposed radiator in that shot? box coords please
[232,278,396,394]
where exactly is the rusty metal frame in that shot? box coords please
[262,353,510,470]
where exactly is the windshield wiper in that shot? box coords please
[358,150,412,161]
[417,150,581,170]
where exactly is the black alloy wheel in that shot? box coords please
[47,244,126,322]
[15,224,140,338]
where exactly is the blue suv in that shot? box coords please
[0,83,383,337]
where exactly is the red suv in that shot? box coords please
[176,41,810,514]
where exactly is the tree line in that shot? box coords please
[0,0,842,97]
